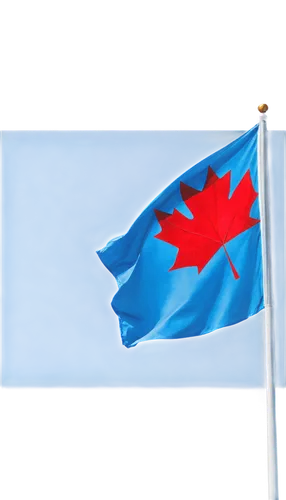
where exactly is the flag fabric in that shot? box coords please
[97,125,264,348]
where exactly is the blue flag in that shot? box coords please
[98,125,264,348]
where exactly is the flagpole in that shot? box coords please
[258,104,279,500]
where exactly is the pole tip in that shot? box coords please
[255,101,271,115]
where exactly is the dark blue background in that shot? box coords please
[1,131,284,386]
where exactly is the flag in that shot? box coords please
[97,125,264,348]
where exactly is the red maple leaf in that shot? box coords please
[154,167,260,279]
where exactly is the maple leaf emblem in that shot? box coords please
[154,167,260,279]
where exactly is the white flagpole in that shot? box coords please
[258,104,279,500]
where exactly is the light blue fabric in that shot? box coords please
[97,125,264,348]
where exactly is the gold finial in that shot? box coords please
[255,101,271,115]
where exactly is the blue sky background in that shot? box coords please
[1,130,285,386]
